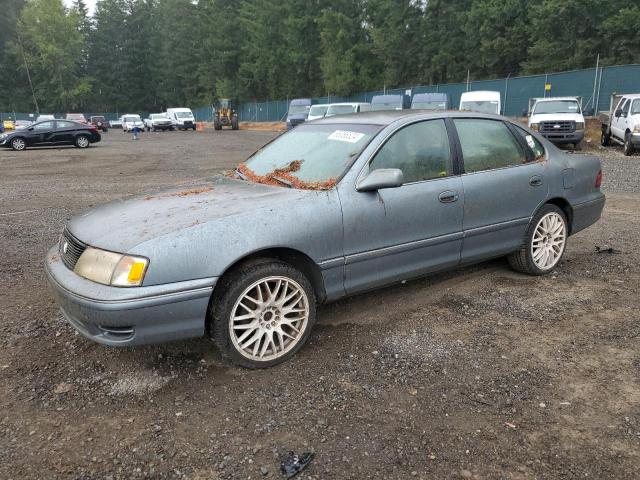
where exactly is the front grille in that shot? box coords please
[540,121,575,133]
[59,228,87,270]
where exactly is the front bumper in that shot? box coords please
[540,130,585,145]
[45,246,215,346]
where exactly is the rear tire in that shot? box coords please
[209,259,316,368]
[508,204,568,276]
[75,135,90,148]
[231,117,239,130]
[624,132,635,156]
[601,130,611,146]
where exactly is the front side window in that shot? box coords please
[455,119,526,173]
[621,100,631,115]
[369,120,452,183]
[33,121,54,130]
[240,123,381,189]
[632,100,640,115]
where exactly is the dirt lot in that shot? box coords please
[1,129,639,479]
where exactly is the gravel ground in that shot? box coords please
[1,130,639,479]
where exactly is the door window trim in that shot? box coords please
[356,117,460,188]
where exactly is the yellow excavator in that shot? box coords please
[214,98,239,130]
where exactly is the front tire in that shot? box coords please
[508,204,568,275]
[10,137,26,151]
[209,259,316,368]
[624,132,635,156]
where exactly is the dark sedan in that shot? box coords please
[0,119,101,151]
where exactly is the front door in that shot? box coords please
[452,118,549,263]
[340,119,464,294]
[27,121,56,146]
[611,98,629,141]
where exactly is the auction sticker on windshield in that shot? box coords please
[328,130,366,143]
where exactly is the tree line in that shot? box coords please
[1,0,639,113]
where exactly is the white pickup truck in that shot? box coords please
[528,97,585,147]
[600,93,640,156]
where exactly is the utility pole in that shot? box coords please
[591,54,600,114]
[16,30,39,114]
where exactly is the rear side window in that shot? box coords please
[514,125,545,160]
[369,120,452,183]
[454,119,526,173]
[56,120,76,129]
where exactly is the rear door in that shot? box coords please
[453,118,548,263]
[340,119,464,294]
[51,120,77,144]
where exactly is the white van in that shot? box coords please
[325,103,371,117]
[459,91,501,115]
[166,108,196,131]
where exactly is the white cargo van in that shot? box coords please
[459,91,501,114]
[166,108,196,131]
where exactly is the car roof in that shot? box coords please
[328,102,368,107]
[311,110,514,126]
[621,93,640,100]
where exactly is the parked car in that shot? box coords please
[307,104,330,121]
[325,103,370,116]
[286,98,312,129]
[600,93,640,156]
[14,120,33,130]
[3,120,15,130]
[89,116,109,132]
[0,119,101,151]
[459,91,501,114]
[411,93,450,110]
[121,114,144,132]
[528,97,585,147]
[166,108,196,131]
[145,113,173,132]
[65,113,87,124]
[369,94,406,111]
[45,111,604,368]
[110,117,123,129]
[36,114,56,122]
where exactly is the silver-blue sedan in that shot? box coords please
[45,111,605,368]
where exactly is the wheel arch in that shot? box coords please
[212,247,327,305]
[545,197,574,234]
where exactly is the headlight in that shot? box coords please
[530,123,539,131]
[74,247,149,287]
[576,122,585,130]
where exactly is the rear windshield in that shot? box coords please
[533,100,580,115]
[288,105,310,115]
[124,115,141,122]
[176,112,193,118]
[309,106,328,117]
[239,123,382,189]
[327,105,357,115]
[411,101,447,110]
[370,103,402,111]
[460,101,499,114]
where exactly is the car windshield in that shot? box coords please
[92,116,105,121]
[327,105,356,115]
[632,100,640,115]
[412,101,447,110]
[533,100,580,114]
[460,101,499,114]
[176,112,193,118]
[370,102,401,111]
[125,116,141,122]
[308,106,328,117]
[238,123,381,190]
[288,105,309,115]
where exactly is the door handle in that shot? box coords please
[438,190,459,203]
[529,175,543,187]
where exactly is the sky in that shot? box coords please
[64,0,97,16]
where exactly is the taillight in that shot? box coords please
[595,169,602,189]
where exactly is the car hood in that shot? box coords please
[67,176,308,253]
[529,113,584,123]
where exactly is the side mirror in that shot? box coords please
[357,168,404,192]
[28,127,34,131]
[615,110,623,118]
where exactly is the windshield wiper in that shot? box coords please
[234,168,247,181]
[271,176,293,188]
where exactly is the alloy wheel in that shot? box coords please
[77,136,89,148]
[531,212,566,270]
[229,276,309,362]
[11,138,25,151]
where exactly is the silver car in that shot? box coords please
[45,111,605,368]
